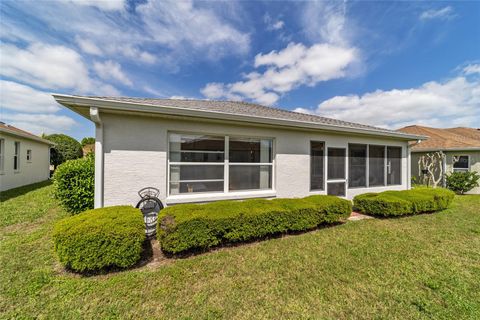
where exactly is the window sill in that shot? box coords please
[166,190,277,205]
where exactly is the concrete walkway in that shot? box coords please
[348,211,374,221]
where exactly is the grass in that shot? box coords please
[1,182,479,319]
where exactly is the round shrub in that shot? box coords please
[53,154,94,214]
[53,206,146,272]
[81,137,95,146]
[353,188,455,217]
[44,133,83,167]
[446,171,480,194]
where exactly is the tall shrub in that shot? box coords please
[44,134,83,167]
[53,154,94,214]
[81,137,95,146]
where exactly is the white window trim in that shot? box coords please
[452,155,470,172]
[167,132,275,199]
[27,149,32,163]
[14,141,20,172]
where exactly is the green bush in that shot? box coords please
[53,154,94,214]
[158,195,351,254]
[81,137,95,147]
[446,171,480,194]
[353,188,455,217]
[44,133,83,167]
[53,206,145,272]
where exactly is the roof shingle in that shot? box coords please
[397,125,480,150]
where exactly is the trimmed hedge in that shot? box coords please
[158,195,352,254]
[53,206,145,272]
[353,188,455,217]
[53,154,94,214]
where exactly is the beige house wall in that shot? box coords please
[0,132,50,191]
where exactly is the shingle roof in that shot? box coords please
[397,125,480,150]
[84,96,415,137]
[0,122,54,145]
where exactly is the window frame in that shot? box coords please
[14,141,20,172]
[26,149,32,163]
[167,132,275,196]
[348,143,368,189]
[452,155,470,172]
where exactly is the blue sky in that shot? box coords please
[1,0,479,140]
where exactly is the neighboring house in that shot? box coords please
[398,125,480,194]
[53,94,425,208]
[0,122,53,192]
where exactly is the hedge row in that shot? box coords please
[353,188,455,217]
[157,195,352,254]
[53,206,145,272]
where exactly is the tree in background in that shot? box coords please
[81,137,95,147]
[418,152,445,187]
[44,134,83,167]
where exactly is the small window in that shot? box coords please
[27,149,32,162]
[14,141,20,171]
[0,139,4,172]
[453,155,469,172]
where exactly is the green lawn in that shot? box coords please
[1,182,479,319]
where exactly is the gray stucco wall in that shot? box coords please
[99,112,410,207]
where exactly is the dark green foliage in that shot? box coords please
[53,154,94,214]
[446,171,480,194]
[53,206,145,272]
[158,195,352,254]
[44,134,83,167]
[353,188,455,217]
[81,137,95,146]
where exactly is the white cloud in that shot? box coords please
[0,80,59,113]
[302,1,351,46]
[306,76,480,129]
[420,6,455,21]
[201,42,358,105]
[61,0,125,11]
[2,0,250,68]
[93,60,132,86]
[76,36,103,55]
[0,42,119,95]
[463,64,480,75]
[1,113,77,135]
[264,13,284,31]
[136,0,249,59]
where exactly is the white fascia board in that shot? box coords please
[411,147,480,152]
[52,94,427,141]
[0,127,55,146]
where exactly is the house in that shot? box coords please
[398,125,480,194]
[53,94,425,208]
[0,122,53,192]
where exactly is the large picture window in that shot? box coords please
[310,141,324,190]
[349,144,367,188]
[169,133,273,195]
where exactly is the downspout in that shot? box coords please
[90,107,104,208]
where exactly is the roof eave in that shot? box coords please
[53,94,426,141]
[0,127,55,145]
[411,147,480,152]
